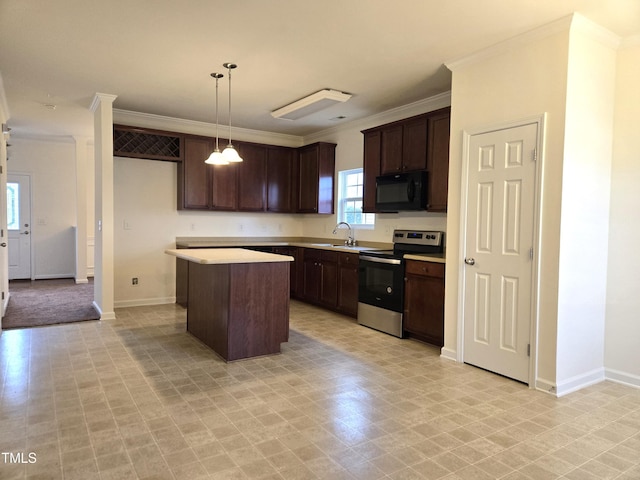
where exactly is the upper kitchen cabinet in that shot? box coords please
[426,109,451,212]
[236,143,266,212]
[114,124,183,162]
[361,107,450,213]
[380,115,428,174]
[297,142,336,214]
[266,146,295,213]
[178,135,213,210]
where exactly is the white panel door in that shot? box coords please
[463,123,537,383]
[7,174,32,280]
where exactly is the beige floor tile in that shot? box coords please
[1,301,639,480]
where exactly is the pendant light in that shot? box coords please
[205,72,228,165]
[221,62,243,163]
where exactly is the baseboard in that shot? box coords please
[534,377,558,396]
[75,278,89,284]
[605,368,640,389]
[440,347,457,362]
[114,296,176,308]
[34,274,75,280]
[92,301,115,320]
[554,368,606,397]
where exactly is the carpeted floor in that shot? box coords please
[2,278,100,329]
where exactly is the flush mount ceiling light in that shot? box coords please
[205,72,228,165]
[271,89,352,121]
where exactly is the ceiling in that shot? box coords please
[1,0,639,139]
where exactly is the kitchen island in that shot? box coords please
[165,248,294,361]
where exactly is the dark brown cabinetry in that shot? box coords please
[177,135,334,214]
[299,248,358,317]
[237,143,266,211]
[297,142,336,214]
[273,246,300,297]
[337,253,359,316]
[179,136,213,210]
[114,125,183,162]
[380,116,428,174]
[404,260,445,347]
[266,147,295,213]
[425,110,451,212]
[362,107,450,213]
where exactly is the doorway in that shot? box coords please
[460,118,542,384]
[7,173,32,280]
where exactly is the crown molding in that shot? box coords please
[303,91,452,144]
[8,133,76,144]
[620,33,640,49]
[90,93,118,112]
[0,73,11,123]
[571,12,621,50]
[446,15,575,72]
[113,109,304,148]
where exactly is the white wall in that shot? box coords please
[445,24,571,390]
[8,137,89,279]
[555,20,617,393]
[605,39,640,385]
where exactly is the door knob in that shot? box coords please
[0,243,6,247]
[21,231,29,235]
[464,257,476,265]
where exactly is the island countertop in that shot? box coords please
[165,248,294,264]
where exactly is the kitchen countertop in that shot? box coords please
[165,248,294,264]
[173,237,446,261]
[403,253,446,264]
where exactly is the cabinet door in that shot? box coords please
[211,163,238,210]
[297,147,319,213]
[402,116,428,172]
[426,108,451,212]
[404,261,445,346]
[337,253,359,316]
[266,146,294,212]
[320,251,338,307]
[362,130,381,213]
[380,125,403,174]
[237,143,266,211]
[180,136,213,209]
[302,249,321,301]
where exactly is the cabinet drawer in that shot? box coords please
[405,260,444,278]
[321,251,339,263]
[339,253,358,265]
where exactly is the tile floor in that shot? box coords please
[1,300,639,480]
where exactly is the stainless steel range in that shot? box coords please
[357,230,445,337]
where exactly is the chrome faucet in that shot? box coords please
[333,221,356,246]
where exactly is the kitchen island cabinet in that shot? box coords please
[403,259,445,347]
[166,248,293,361]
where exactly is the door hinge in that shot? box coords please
[527,343,531,357]
[529,247,534,260]
[532,148,537,162]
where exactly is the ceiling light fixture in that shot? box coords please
[271,89,352,121]
[221,62,243,163]
[205,72,228,165]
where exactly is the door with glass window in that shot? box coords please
[7,174,32,280]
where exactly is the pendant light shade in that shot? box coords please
[205,72,229,165]
[222,62,243,163]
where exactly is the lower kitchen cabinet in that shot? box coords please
[299,248,358,318]
[337,252,359,316]
[403,260,445,346]
[273,246,300,297]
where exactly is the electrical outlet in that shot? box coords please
[131,277,139,286]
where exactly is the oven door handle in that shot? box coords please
[359,255,402,265]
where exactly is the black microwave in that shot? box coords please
[375,171,427,212]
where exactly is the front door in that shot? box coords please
[7,173,32,280]
[463,122,538,383]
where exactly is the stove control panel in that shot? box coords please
[393,230,444,247]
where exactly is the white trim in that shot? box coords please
[303,92,452,144]
[0,73,10,123]
[457,114,546,389]
[605,368,640,389]
[571,13,621,50]
[113,109,303,148]
[92,300,114,320]
[555,368,606,397]
[535,377,557,396]
[439,347,457,362]
[114,296,176,308]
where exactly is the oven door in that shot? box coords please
[358,254,404,312]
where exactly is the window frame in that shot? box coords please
[336,168,375,229]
